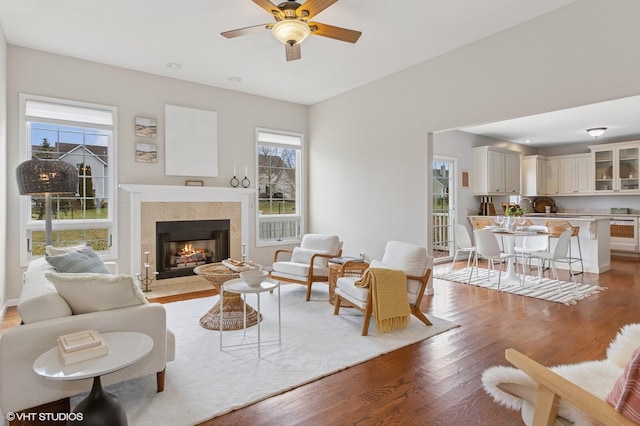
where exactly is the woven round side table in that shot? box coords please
[194,263,262,331]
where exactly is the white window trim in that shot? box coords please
[255,127,305,247]
[18,94,119,266]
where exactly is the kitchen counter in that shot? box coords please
[468,215,610,274]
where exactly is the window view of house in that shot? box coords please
[432,158,455,259]
[22,97,116,258]
[256,129,303,244]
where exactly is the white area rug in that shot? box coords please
[78,284,458,425]
[435,268,606,305]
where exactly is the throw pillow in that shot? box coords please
[46,271,148,314]
[45,245,111,274]
[290,247,331,267]
[605,346,640,423]
[45,243,88,257]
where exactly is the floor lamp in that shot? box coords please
[16,158,79,246]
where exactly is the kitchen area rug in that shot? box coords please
[435,268,606,305]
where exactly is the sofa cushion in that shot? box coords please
[290,247,331,267]
[46,271,148,314]
[18,258,72,324]
[606,346,640,423]
[45,243,88,257]
[45,245,111,274]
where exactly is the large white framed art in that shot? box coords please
[164,104,218,177]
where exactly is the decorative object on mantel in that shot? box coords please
[135,251,158,292]
[185,180,204,187]
[135,117,157,138]
[241,177,251,188]
[16,158,79,246]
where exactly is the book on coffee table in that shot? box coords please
[57,330,109,365]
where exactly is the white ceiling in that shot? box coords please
[0,0,578,105]
[461,95,640,147]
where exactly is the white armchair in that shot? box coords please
[271,234,342,301]
[333,241,433,336]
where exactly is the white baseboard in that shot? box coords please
[1,298,19,321]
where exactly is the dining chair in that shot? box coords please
[527,230,576,292]
[451,224,477,271]
[514,226,549,284]
[471,229,518,291]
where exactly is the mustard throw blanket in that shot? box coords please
[355,268,410,333]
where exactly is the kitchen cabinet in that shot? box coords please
[472,146,521,195]
[546,158,560,195]
[558,154,590,194]
[521,155,560,196]
[590,141,639,193]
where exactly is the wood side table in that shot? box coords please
[328,261,369,305]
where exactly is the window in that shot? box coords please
[19,94,117,264]
[432,156,456,261]
[256,128,304,245]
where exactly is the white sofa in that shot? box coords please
[0,257,176,420]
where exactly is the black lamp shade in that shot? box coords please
[16,158,79,196]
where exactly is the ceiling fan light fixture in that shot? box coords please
[587,127,607,137]
[272,20,310,46]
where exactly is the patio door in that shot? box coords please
[432,156,456,261]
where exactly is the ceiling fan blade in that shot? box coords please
[308,22,361,43]
[285,43,301,61]
[296,0,338,20]
[252,0,284,18]
[221,23,273,39]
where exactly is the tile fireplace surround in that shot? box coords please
[119,184,254,294]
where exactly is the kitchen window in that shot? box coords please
[19,94,118,264]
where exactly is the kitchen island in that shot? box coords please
[468,215,610,274]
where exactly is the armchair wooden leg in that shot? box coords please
[333,295,342,315]
[156,369,166,392]
[362,302,372,336]
[305,282,313,301]
[411,306,433,326]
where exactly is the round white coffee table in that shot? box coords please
[220,278,281,358]
[33,331,153,426]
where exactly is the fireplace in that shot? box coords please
[156,219,230,279]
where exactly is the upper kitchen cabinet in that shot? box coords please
[522,155,561,196]
[472,146,521,195]
[590,141,640,193]
[558,154,590,195]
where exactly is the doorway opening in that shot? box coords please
[432,156,456,260]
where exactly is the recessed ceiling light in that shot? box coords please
[228,77,242,83]
[166,62,182,70]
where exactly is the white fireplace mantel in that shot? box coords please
[119,184,254,273]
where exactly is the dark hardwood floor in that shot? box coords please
[2,256,638,425]
[201,256,640,425]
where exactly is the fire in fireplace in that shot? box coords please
[156,219,230,279]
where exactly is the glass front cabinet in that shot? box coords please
[590,142,639,193]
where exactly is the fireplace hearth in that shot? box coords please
[156,219,230,279]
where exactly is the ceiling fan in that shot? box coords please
[221,0,362,61]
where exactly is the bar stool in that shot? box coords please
[544,220,584,275]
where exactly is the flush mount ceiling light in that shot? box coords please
[587,127,607,137]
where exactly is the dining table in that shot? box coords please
[485,227,548,285]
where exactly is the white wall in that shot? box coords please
[0,24,7,308]
[5,47,308,299]
[308,0,640,261]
